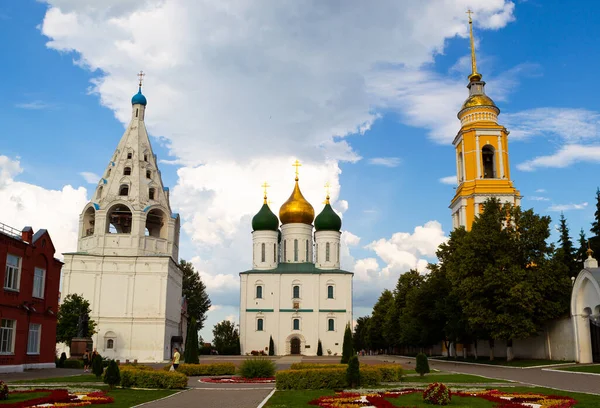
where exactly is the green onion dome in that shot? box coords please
[252,200,279,231]
[314,197,342,232]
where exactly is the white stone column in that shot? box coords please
[461,139,467,181]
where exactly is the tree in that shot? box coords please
[92,354,104,378]
[184,317,200,364]
[56,294,96,345]
[367,290,391,352]
[555,213,579,278]
[576,228,589,266]
[212,320,240,355]
[346,356,360,388]
[317,339,323,356]
[180,260,212,330]
[384,270,424,350]
[103,360,120,389]
[341,323,354,364]
[269,336,275,356]
[353,316,371,352]
[415,353,430,377]
[590,188,600,256]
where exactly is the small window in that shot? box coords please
[284,241,287,261]
[327,285,334,299]
[0,319,16,353]
[32,268,45,299]
[261,243,265,262]
[124,167,132,176]
[293,285,300,299]
[306,240,309,261]
[328,319,335,331]
[107,168,111,177]
[107,339,114,349]
[149,188,155,200]
[135,108,139,118]
[316,244,319,263]
[293,318,300,331]
[119,185,129,196]
[27,323,41,354]
[338,243,340,262]
[144,154,148,162]
[326,242,330,262]
[97,186,103,199]
[257,318,264,331]
[256,285,263,299]
[274,243,276,263]
[294,239,298,262]
[146,170,151,179]
[127,152,132,160]
[4,254,21,291]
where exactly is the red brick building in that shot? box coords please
[0,222,62,373]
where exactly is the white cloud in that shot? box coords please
[343,231,361,247]
[354,258,380,282]
[79,172,100,184]
[528,196,550,201]
[0,156,23,188]
[369,157,401,167]
[547,202,588,212]
[15,101,55,110]
[517,144,600,171]
[535,189,546,193]
[504,108,600,142]
[439,175,457,185]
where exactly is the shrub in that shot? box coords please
[340,323,353,364]
[269,336,275,356]
[120,368,187,389]
[58,352,67,368]
[103,360,121,389]
[62,359,84,369]
[0,381,8,400]
[346,356,360,388]
[184,318,200,364]
[359,367,383,387]
[290,363,346,370]
[375,364,403,382]
[123,364,155,371]
[239,357,276,379]
[416,353,430,377]
[317,340,323,356]
[162,363,236,376]
[92,355,104,378]
[423,382,451,405]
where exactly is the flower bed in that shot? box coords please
[0,389,113,407]
[308,389,577,408]
[199,377,275,384]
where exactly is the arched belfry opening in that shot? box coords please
[106,204,133,234]
[145,208,167,238]
[83,207,96,237]
[482,146,496,178]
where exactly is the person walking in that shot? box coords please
[172,347,180,370]
[82,350,90,373]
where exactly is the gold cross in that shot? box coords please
[292,160,302,180]
[137,70,145,87]
[466,9,473,23]
[324,182,331,198]
[261,182,270,198]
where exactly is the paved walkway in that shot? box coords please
[139,388,273,408]
[3,368,83,382]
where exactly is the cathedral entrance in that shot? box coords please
[591,318,600,363]
[290,337,301,355]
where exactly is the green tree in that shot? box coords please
[269,336,275,356]
[590,188,600,256]
[367,290,391,352]
[184,317,200,364]
[180,260,212,330]
[212,320,240,355]
[92,354,104,378]
[341,323,354,364]
[353,316,371,352]
[56,294,96,345]
[103,360,120,389]
[346,355,360,388]
[555,213,579,278]
[317,339,323,356]
[576,228,589,266]
[415,353,430,377]
[384,270,424,350]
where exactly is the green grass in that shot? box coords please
[496,386,600,408]
[265,390,333,408]
[0,392,50,404]
[402,373,509,383]
[105,388,177,408]
[388,393,495,407]
[11,374,103,384]
[555,365,600,374]
[432,357,573,367]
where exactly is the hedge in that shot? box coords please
[161,363,236,376]
[276,368,382,390]
[288,363,402,382]
[289,363,346,370]
[120,368,187,389]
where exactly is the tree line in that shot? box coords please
[354,194,599,361]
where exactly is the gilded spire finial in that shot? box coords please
[466,10,481,82]
[261,182,270,204]
[137,70,145,88]
[324,182,331,204]
[292,160,302,181]
[587,240,594,258]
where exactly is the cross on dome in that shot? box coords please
[292,160,302,181]
[324,182,331,204]
[137,70,145,87]
[261,181,270,204]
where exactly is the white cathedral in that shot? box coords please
[61,80,184,362]
[239,169,353,356]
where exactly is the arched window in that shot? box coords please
[327,285,334,299]
[106,204,132,234]
[284,241,287,261]
[119,184,129,196]
[482,146,495,179]
[316,244,319,263]
[326,242,330,262]
[107,168,111,177]
[149,188,155,200]
[136,108,139,118]
[261,243,265,262]
[293,285,300,299]
[256,285,263,299]
[328,319,335,331]
[274,243,276,262]
[96,186,103,199]
[338,243,340,262]
[257,318,264,331]
[306,240,309,261]
[144,154,148,162]
[145,209,166,238]
[294,239,298,262]
[83,207,96,237]
[124,167,131,176]
[107,339,114,349]
[146,170,151,179]
[293,318,300,330]
[127,152,132,160]
[457,152,464,181]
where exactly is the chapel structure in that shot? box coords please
[239,163,353,356]
[61,75,184,362]
[449,12,520,230]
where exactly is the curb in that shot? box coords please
[541,368,600,377]
[398,356,575,370]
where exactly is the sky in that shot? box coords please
[1,0,599,342]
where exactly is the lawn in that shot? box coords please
[0,392,49,404]
[402,373,510,383]
[266,390,333,408]
[105,388,177,408]
[12,374,103,384]
[432,357,573,367]
[555,364,600,374]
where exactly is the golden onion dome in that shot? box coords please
[461,94,496,110]
[279,178,315,225]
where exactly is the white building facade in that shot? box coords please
[61,83,183,362]
[240,175,353,356]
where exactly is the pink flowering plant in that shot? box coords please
[423,383,451,405]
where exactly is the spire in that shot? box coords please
[466,10,482,82]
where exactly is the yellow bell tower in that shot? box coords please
[450,11,521,230]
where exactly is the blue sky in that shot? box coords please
[1,1,599,341]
